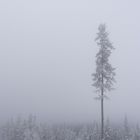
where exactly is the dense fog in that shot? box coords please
[0,0,140,125]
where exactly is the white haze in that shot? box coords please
[0,0,140,123]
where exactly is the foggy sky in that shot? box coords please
[0,0,140,123]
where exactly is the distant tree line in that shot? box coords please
[0,115,140,140]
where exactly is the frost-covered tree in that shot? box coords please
[92,24,115,140]
[123,116,132,140]
[24,115,40,140]
[134,124,140,140]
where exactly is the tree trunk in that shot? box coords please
[101,74,104,140]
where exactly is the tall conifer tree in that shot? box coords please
[92,24,115,140]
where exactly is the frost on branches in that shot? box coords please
[92,24,116,99]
